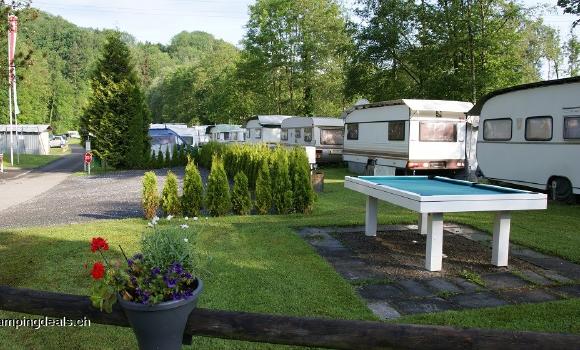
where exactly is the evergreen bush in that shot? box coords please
[205,155,231,216]
[291,147,315,213]
[164,147,172,168]
[232,171,252,215]
[255,159,272,214]
[156,149,164,168]
[270,147,293,214]
[142,171,159,219]
[171,144,179,167]
[182,158,204,217]
[161,170,181,216]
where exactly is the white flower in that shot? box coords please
[152,216,160,222]
[193,217,198,221]
[205,217,208,220]
[183,238,189,243]
[180,224,189,229]
[412,240,418,244]
[147,222,154,228]
[166,215,173,221]
[184,217,189,221]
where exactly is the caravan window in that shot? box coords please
[564,116,580,139]
[483,118,512,141]
[255,129,262,139]
[525,116,552,141]
[304,128,313,142]
[347,123,359,140]
[245,130,250,139]
[281,129,288,141]
[224,132,230,141]
[388,121,405,141]
[321,129,344,145]
[419,122,457,142]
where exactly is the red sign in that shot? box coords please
[84,152,92,164]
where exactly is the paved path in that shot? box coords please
[0,145,84,213]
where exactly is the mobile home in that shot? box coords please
[245,115,293,144]
[149,124,193,155]
[343,99,473,175]
[281,117,344,163]
[0,124,51,155]
[470,76,580,202]
[209,124,246,143]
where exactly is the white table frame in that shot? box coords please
[346,176,547,271]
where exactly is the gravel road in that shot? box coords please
[0,167,209,229]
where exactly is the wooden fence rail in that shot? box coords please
[1,285,579,350]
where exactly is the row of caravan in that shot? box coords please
[150,76,580,201]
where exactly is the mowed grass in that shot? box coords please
[2,153,62,169]
[0,167,579,349]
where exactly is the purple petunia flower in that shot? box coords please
[127,259,134,267]
[151,267,161,276]
[133,253,144,260]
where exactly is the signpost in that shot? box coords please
[84,152,92,175]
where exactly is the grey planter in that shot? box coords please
[118,279,203,350]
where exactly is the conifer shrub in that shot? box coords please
[161,170,181,216]
[270,147,293,214]
[164,147,172,168]
[205,155,231,216]
[232,171,252,215]
[181,157,203,217]
[291,147,315,213]
[198,141,226,169]
[156,149,164,168]
[142,171,160,219]
[255,159,272,214]
[171,144,179,167]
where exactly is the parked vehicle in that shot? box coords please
[281,117,344,163]
[49,135,66,148]
[245,115,294,145]
[342,99,473,175]
[67,131,80,139]
[208,124,246,143]
[470,76,580,202]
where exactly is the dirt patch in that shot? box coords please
[331,230,542,280]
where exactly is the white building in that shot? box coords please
[470,76,580,202]
[0,124,51,155]
[245,115,294,144]
[342,99,473,175]
[281,117,344,163]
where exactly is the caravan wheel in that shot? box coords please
[551,177,575,204]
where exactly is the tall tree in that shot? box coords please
[81,31,151,169]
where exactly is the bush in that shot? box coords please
[197,141,226,169]
[171,144,179,167]
[161,170,181,216]
[156,149,164,168]
[142,171,160,219]
[232,171,252,215]
[164,147,172,168]
[270,147,293,214]
[291,147,315,213]
[141,226,199,275]
[182,158,203,217]
[205,155,231,216]
[255,159,272,214]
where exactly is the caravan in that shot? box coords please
[342,99,473,175]
[280,117,344,163]
[471,76,580,202]
[245,115,293,145]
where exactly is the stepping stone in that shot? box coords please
[390,297,455,315]
[515,255,580,280]
[315,245,353,259]
[481,272,530,290]
[450,277,481,292]
[396,280,433,298]
[518,270,553,286]
[358,284,406,300]
[448,292,508,309]
[550,285,580,298]
[309,237,345,249]
[334,265,383,281]
[540,270,574,284]
[367,301,401,320]
[497,288,560,304]
[424,278,462,293]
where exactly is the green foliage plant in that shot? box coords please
[291,147,315,214]
[182,157,204,217]
[270,147,293,214]
[255,158,272,214]
[161,170,181,216]
[205,155,231,216]
[232,171,252,215]
[142,171,160,219]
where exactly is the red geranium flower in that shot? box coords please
[91,262,106,280]
[90,237,109,252]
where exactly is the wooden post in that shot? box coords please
[492,211,511,266]
[418,213,428,235]
[365,196,378,237]
[426,213,444,271]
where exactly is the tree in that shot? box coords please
[205,156,231,216]
[232,171,252,215]
[255,159,272,214]
[290,147,314,213]
[270,147,293,214]
[142,171,160,219]
[558,0,580,27]
[182,158,203,217]
[565,32,580,76]
[80,31,151,169]
[161,170,181,216]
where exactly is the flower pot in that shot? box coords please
[118,279,203,350]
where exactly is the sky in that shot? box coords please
[33,0,578,47]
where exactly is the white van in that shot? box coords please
[343,99,473,175]
[471,76,580,202]
[281,117,344,163]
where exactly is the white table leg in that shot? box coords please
[418,213,428,235]
[492,211,511,266]
[365,196,378,237]
[426,213,444,271]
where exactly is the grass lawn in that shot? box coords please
[2,146,70,170]
[0,167,578,349]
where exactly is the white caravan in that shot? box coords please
[281,117,344,163]
[245,115,293,144]
[209,124,246,143]
[342,99,473,175]
[470,76,580,202]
